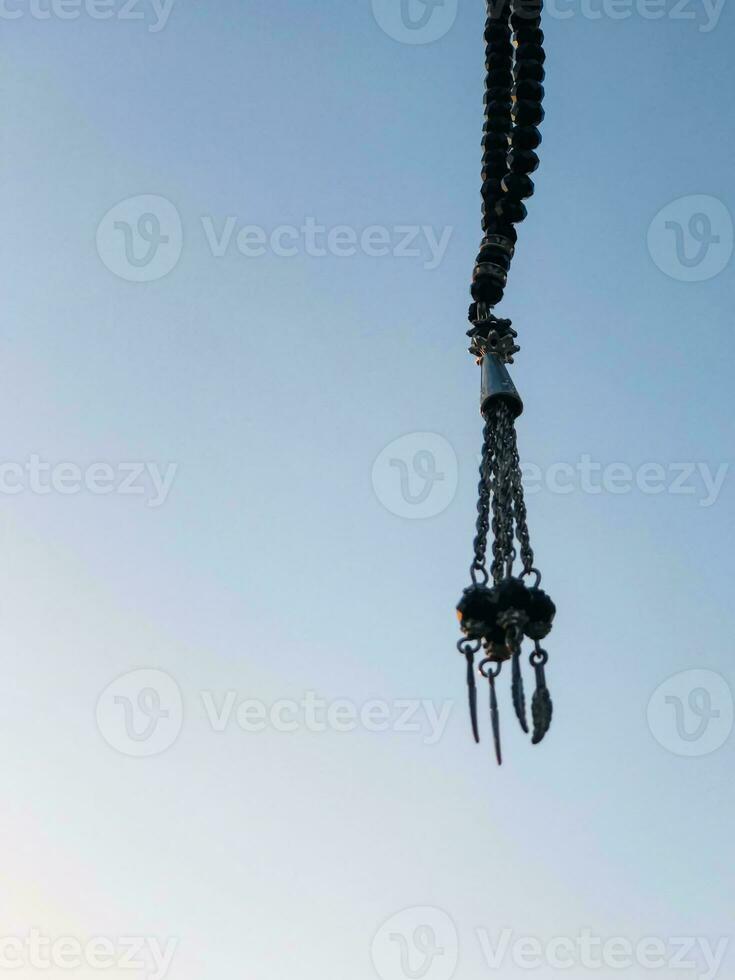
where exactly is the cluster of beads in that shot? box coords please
[457,577,555,657]
[468,0,546,336]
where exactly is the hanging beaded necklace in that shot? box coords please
[456,0,557,765]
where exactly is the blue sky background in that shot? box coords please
[1,1,734,978]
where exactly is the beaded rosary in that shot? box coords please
[456,0,557,765]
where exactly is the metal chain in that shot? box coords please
[490,402,515,582]
[470,399,535,585]
[508,421,535,574]
[470,415,495,585]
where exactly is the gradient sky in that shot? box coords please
[2,2,734,978]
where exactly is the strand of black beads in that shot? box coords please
[499,0,545,227]
[468,0,545,332]
[470,0,516,321]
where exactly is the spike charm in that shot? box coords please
[483,660,503,766]
[458,639,482,744]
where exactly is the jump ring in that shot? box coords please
[479,658,503,679]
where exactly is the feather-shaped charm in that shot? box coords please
[531,649,553,745]
[511,651,529,734]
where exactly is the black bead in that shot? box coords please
[494,577,532,614]
[486,69,514,88]
[482,144,508,163]
[514,60,545,83]
[511,14,542,29]
[476,243,512,270]
[457,586,496,641]
[511,125,542,150]
[487,40,514,58]
[483,219,517,244]
[481,154,508,179]
[524,589,556,641]
[482,180,503,203]
[486,52,513,71]
[507,148,540,173]
[482,155,506,176]
[471,277,505,306]
[480,232,516,256]
[484,96,512,114]
[484,115,512,134]
[482,131,509,151]
[512,100,545,127]
[482,160,507,182]
[513,27,545,46]
[473,261,507,286]
[495,198,528,223]
[511,0,543,24]
[487,0,512,19]
[501,173,535,200]
[484,23,512,43]
[512,80,545,102]
[515,43,546,63]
